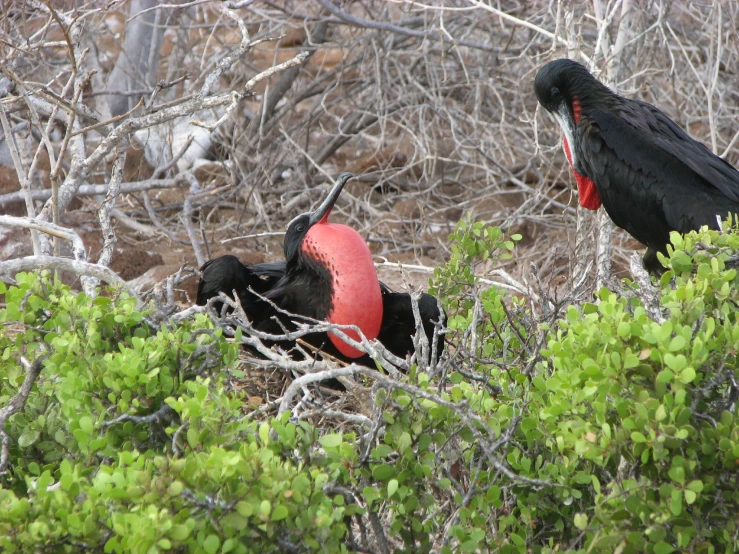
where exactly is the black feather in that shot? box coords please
[197,256,445,366]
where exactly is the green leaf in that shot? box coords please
[168,481,183,496]
[372,464,395,481]
[258,422,270,445]
[460,539,480,553]
[18,428,40,448]
[656,370,674,383]
[669,491,682,516]
[687,480,703,493]
[320,433,343,448]
[679,367,696,384]
[671,251,693,271]
[668,336,686,352]
[664,354,687,371]
[202,534,220,554]
[236,501,253,517]
[654,541,675,554]
[486,486,501,502]
[630,432,647,443]
[271,505,288,521]
[388,479,398,498]
[169,525,190,541]
[684,489,697,504]
[259,500,271,517]
[668,466,685,484]
[509,533,525,546]
[574,513,588,530]
[363,486,381,506]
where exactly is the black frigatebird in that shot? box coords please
[197,173,445,364]
[534,59,739,271]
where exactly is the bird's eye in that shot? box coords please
[551,86,561,99]
[295,223,305,233]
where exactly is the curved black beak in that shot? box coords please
[308,172,354,227]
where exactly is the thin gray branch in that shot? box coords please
[0,354,49,475]
[96,148,128,268]
[0,177,186,206]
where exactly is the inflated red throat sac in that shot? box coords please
[562,136,602,210]
[303,217,383,358]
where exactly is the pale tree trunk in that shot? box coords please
[569,0,633,292]
[592,0,633,290]
[107,0,166,117]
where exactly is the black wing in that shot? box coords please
[197,255,253,306]
[197,255,286,324]
[249,261,286,281]
[623,100,739,202]
[377,290,445,361]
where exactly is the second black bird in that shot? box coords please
[535,59,739,271]
[197,173,444,365]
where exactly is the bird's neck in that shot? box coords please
[283,254,333,319]
[572,81,618,114]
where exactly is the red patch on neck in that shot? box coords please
[572,97,581,124]
[304,223,383,358]
[563,137,601,210]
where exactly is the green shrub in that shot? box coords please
[423,220,739,553]
[0,274,354,553]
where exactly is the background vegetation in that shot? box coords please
[1,1,739,552]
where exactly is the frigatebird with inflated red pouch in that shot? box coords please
[535,59,739,271]
[197,172,444,365]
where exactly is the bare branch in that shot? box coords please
[0,215,87,261]
[0,354,49,475]
[0,256,135,298]
[96,148,128,268]
[0,103,40,253]
[628,253,666,324]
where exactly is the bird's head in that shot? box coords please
[535,59,614,122]
[534,59,579,113]
[536,59,599,107]
[535,59,609,210]
[283,172,354,263]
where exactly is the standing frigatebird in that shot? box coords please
[197,172,445,364]
[534,59,739,271]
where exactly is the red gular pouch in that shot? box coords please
[563,137,602,210]
[303,222,383,358]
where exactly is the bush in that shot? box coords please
[0,275,352,553]
[1,222,739,553]
[425,220,739,553]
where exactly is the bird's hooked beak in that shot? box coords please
[553,103,578,166]
[308,172,354,227]
[554,103,576,139]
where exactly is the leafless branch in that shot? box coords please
[628,253,666,324]
[0,256,135,297]
[0,215,87,261]
[0,354,49,475]
[97,148,127,268]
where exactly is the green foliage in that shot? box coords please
[425,219,739,553]
[0,274,354,552]
[2,219,739,553]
